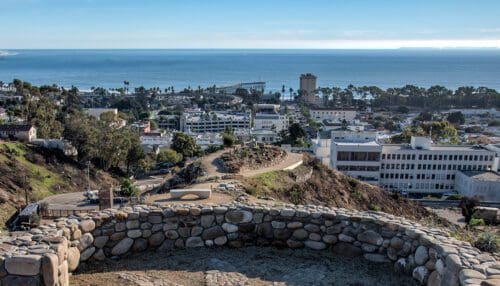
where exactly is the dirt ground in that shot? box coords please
[71,247,417,286]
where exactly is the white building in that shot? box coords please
[85,108,118,119]
[314,131,499,195]
[455,171,500,201]
[140,132,172,148]
[181,111,251,133]
[380,137,497,195]
[448,108,500,118]
[310,109,357,123]
[330,131,382,183]
[253,113,289,132]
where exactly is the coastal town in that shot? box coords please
[1,74,500,286]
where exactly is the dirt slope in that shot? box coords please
[242,154,432,221]
[0,141,117,228]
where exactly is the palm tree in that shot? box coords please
[289,87,293,101]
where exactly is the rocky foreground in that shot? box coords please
[0,202,498,286]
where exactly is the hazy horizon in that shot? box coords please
[1,0,500,49]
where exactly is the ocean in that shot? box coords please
[0,49,500,91]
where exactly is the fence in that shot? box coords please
[43,208,97,218]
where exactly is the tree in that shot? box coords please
[289,123,306,142]
[397,106,410,114]
[29,96,63,138]
[126,134,145,175]
[447,112,465,125]
[222,133,236,147]
[171,132,200,158]
[120,178,139,197]
[157,148,182,166]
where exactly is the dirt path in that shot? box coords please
[72,247,417,286]
[200,148,304,179]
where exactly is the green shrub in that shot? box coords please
[459,196,480,223]
[474,232,500,253]
[368,203,381,212]
[468,218,485,228]
[445,194,463,200]
[244,186,256,196]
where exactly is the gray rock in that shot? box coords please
[390,237,404,249]
[94,236,109,249]
[322,235,338,244]
[292,229,308,240]
[225,210,252,224]
[304,240,326,250]
[361,243,378,253]
[413,266,429,284]
[202,226,225,240]
[80,247,96,262]
[111,238,134,256]
[357,230,383,246]
[165,230,179,240]
[201,215,215,228]
[127,229,142,239]
[415,245,429,265]
[338,233,355,243]
[126,220,140,229]
[5,255,42,276]
[42,253,58,286]
[459,269,486,285]
[93,249,106,261]
[186,237,204,248]
[222,223,238,233]
[149,232,165,247]
[214,236,228,246]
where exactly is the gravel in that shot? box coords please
[72,247,418,286]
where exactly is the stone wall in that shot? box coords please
[1,203,498,286]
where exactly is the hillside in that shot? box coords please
[0,141,117,229]
[242,154,432,221]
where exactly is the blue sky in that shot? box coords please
[1,0,500,49]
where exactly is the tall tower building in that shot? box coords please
[299,73,317,105]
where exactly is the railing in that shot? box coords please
[412,199,500,208]
[43,208,97,218]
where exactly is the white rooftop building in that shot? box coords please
[314,131,499,196]
[180,111,251,133]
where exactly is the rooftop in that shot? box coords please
[0,124,33,132]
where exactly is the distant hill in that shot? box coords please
[0,141,117,229]
[242,154,432,221]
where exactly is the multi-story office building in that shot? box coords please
[330,131,382,183]
[313,131,499,195]
[253,113,289,132]
[180,111,251,133]
[310,108,357,123]
[379,137,497,194]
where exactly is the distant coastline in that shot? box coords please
[0,49,499,91]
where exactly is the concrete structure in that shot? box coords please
[181,111,251,133]
[330,131,382,184]
[251,129,281,144]
[84,108,118,119]
[253,113,289,132]
[32,139,78,156]
[314,131,499,195]
[131,121,151,134]
[448,108,500,118]
[299,73,321,105]
[455,171,500,201]
[0,124,37,142]
[1,203,496,286]
[170,189,211,199]
[217,82,265,94]
[310,109,357,123]
[140,132,172,148]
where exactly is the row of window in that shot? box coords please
[381,153,493,162]
[337,152,380,162]
[382,183,453,191]
[382,163,491,171]
[380,173,456,180]
[337,165,380,172]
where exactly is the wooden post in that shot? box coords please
[99,188,114,210]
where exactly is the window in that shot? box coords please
[419,155,422,160]
[412,155,416,160]
[382,154,386,160]
[397,154,401,160]
[431,174,435,179]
